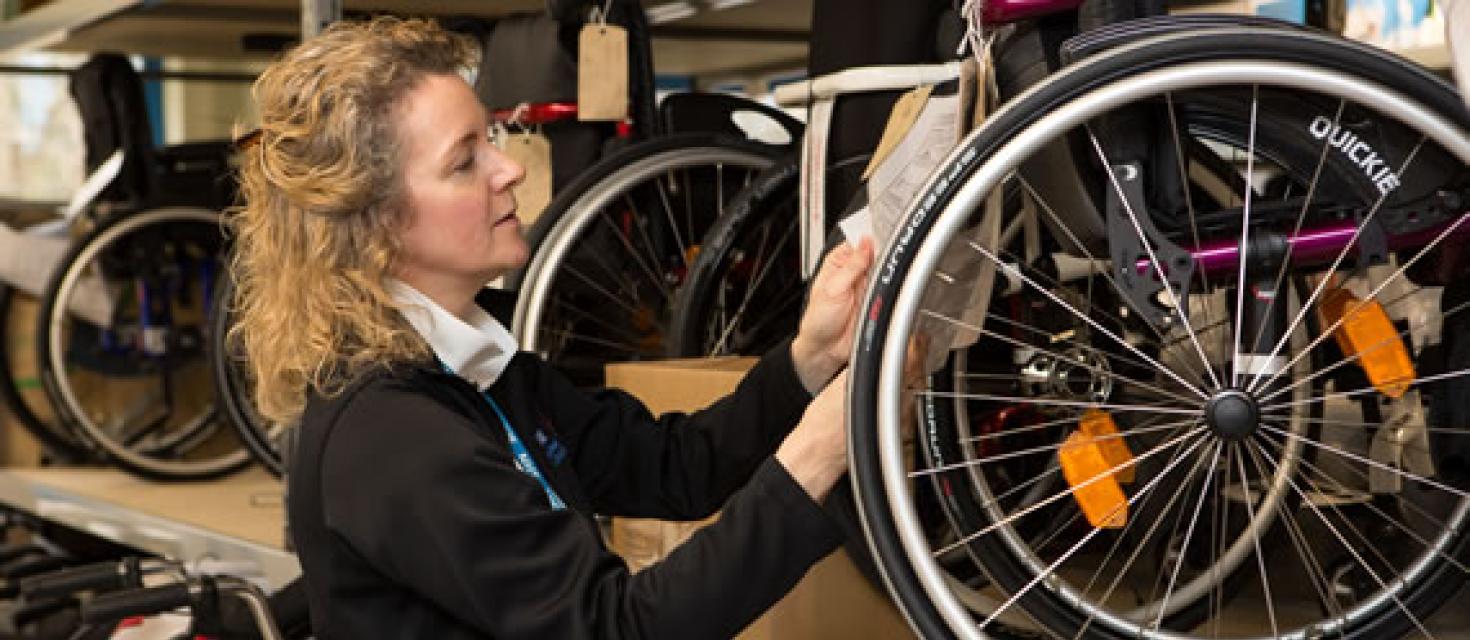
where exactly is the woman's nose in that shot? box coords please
[491,148,526,192]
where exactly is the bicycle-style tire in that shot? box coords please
[0,285,93,463]
[850,25,1470,640]
[208,272,287,478]
[36,207,252,482]
[508,133,785,385]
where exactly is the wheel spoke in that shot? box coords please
[1256,297,1470,405]
[598,207,675,301]
[977,433,1214,632]
[1154,441,1225,629]
[1258,423,1470,499]
[1252,432,1470,573]
[1210,443,1233,639]
[706,216,778,352]
[961,411,1115,444]
[1281,412,1470,436]
[918,389,1198,417]
[987,243,1197,369]
[581,223,661,302]
[1015,176,1207,380]
[550,297,648,344]
[1244,100,1348,366]
[1238,437,1350,626]
[934,426,1208,558]
[1165,92,1211,297]
[1072,436,1217,639]
[715,163,724,240]
[1256,429,1463,554]
[625,193,680,295]
[561,264,647,318]
[719,280,805,352]
[708,217,799,354]
[1231,441,1281,636]
[929,308,1205,406]
[1227,85,1264,389]
[969,241,1209,399]
[1249,437,1441,639]
[1244,136,1431,395]
[913,420,1190,477]
[1261,207,1466,397]
[936,309,1200,406]
[1085,130,1221,391]
[1261,366,1470,412]
[656,170,692,270]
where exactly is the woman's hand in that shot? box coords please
[792,238,874,393]
[776,369,850,501]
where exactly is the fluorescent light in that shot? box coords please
[706,0,756,9]
[646,1,698,24]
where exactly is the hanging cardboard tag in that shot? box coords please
[578,24,629,121]
[972,47,994,131]
[862,85,932,181]
[502,132,553,227]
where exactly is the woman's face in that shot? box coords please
[393,73,527,293]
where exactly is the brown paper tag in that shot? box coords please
[972,49,994,131]
[862,84,933,181]
[502,132,553,227]
[578,24,629,121]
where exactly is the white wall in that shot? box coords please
[0,52,85,203]
[162,57,265,145]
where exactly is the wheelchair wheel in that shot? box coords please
[850,26,1470,639]
[208,271,288,477]
[37,207,252,481]
[667,153,876,358]
[509,133,783,385]
[0,285,93,462]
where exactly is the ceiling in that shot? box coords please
[2,0,812,77]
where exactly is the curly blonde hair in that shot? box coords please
[231,16,477,424]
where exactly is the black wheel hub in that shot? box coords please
[1205,390,1259,441]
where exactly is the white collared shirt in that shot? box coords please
[387,280,518,390]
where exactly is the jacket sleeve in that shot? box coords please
[540,339,816,520]
[320,385,842,639]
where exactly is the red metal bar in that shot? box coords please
[490,102,580,126]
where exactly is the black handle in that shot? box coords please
[0,556,72,597]
[20,560,134,599]
[11,595,79,628]
[82,583,193,625]
[0,544,48,564]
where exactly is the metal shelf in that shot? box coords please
[0,467,300,590]
[0,0,810,76]
[0,0,141,54]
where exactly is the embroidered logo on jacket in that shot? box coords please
[533,415,568,467]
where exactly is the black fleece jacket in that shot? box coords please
[287,337,844,639]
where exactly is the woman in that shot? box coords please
[232,16,875,639]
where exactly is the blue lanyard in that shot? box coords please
[439,361,565,510]
[480,392,567,511]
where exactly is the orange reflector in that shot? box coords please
[1078,409,1136,484]
[1321,288,1415,398]
[1059,429,1128,529]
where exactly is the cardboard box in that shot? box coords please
[604,357,915,639]
[604,357,754,574]
[1,291,48,467]
[604,356,759,415]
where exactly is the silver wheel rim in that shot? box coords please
[870,59,1470,640]
[513,146,775,353]
[46,207,249,477]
